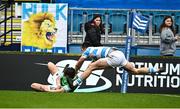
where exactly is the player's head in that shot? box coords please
[64,67,76,79]
[81,41,92,51]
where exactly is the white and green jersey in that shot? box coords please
[48,71,73,92]
[60,76,71,92]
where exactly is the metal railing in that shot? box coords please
[68,8,180,46]
[0,2,13,45]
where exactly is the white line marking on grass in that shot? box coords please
[162,94,180,98]
[155,94,180,98]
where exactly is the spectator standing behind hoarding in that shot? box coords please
[160,16,179,56]
[84,14,104,47]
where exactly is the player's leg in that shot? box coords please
[47,62,64,86]
[73,58,110,86]
[81,58,110,79]
[107,50,164,74]
[31,83,50,91]
[123,62,165,74]
[122,62,149,74]
[48,62,58,75]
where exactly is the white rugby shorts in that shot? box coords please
[106,50,128,67]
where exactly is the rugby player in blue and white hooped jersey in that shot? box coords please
[82,46,111,62]
[73,41,165,86]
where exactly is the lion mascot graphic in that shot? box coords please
[22,12,57,49]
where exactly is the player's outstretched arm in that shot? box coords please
[75,56,86,73]
[31,83,49,92]
[47,88,65,93]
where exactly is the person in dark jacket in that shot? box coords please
[84,14,104,47]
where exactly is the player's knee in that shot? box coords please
[48,62,58,73]
[88,63,97,71]
[47,62,54,67]
[31,83,37,88]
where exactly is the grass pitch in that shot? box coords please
[0,90,180,108]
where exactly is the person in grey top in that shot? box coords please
[160,16,179,56]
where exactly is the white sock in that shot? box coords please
[73,76,83,86]
[148,67,158,74]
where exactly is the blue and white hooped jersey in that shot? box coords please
[82,47,111,60]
